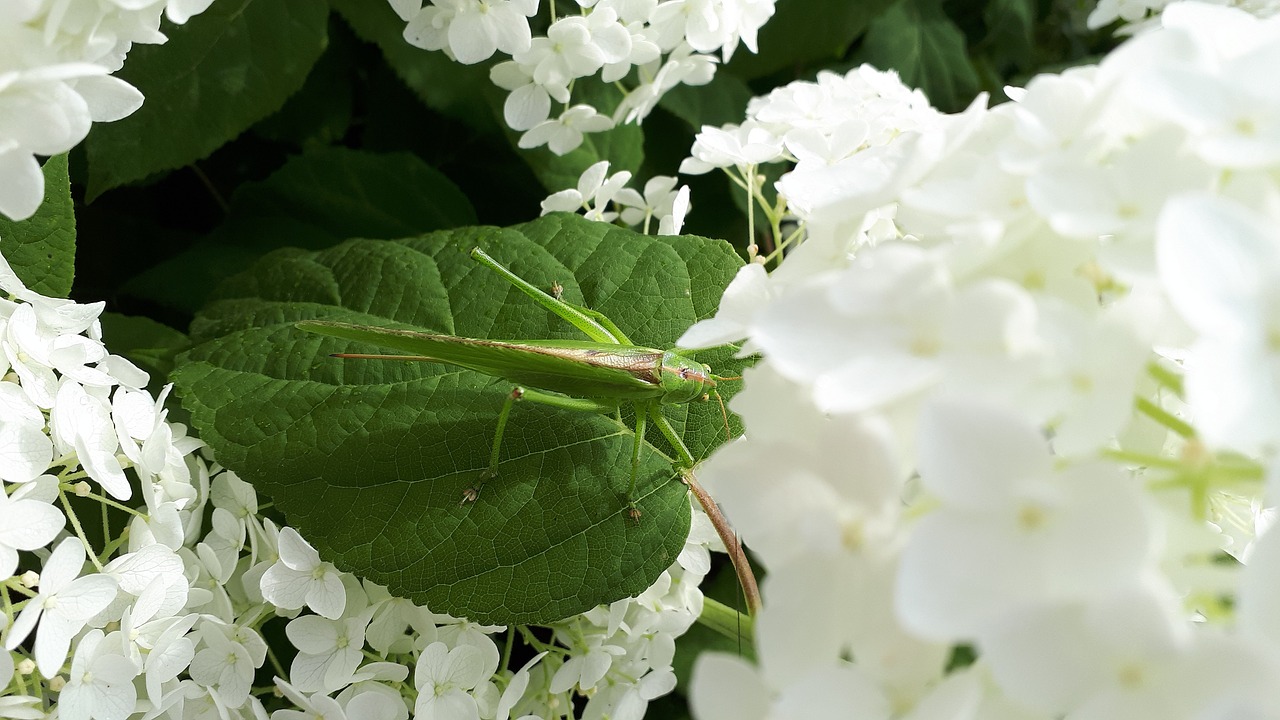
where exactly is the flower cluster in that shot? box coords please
[675,65,941,263]
[0,243,713,718]
[683,3,1280,717]
[1087,0,1280,33]
[390,0,775,156]
[540,160,691,235]
[0,0,215,221]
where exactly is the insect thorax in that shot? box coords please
[658,350,715,404]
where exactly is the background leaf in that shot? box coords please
[98,312,192,401]
[84,0,330,199]
[123,147,476,313]
[858,0,981,112]
[0,155,75,297]
[173,214,746,624]
[331,0,498,132]
[726,0,899,79]
[659,73,754,131]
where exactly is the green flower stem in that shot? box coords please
[763,222,806,265]
[500,627,516,678]
[1134,397,1196,438]
[57,488,104,572]
[1101,449,1185,470]
[745,165,759,261]
[516,625,559,657]
[697,597,755,652]
[97,525,132,558]
[265,641,289,679]
[86,491,146,518]
[4,579,35,600]
[1146,360,1185,396]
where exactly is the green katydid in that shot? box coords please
[295,247,738,520]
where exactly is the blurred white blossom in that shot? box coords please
[685,4,1280,719]
[0,0,214,220]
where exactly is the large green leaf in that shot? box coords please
[981,0,1037,74]
[84,0,330,199]
[725,0,898,80]
[331,0,498,132]
[123,147,476,313]
[173,214,746,624]
[0,155,74,297]
[659,72,753,131]
[858,0,981,112]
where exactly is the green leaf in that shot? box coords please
[331,0,498,133]
[173,214,746,624]
[84,0,330,199]
[123,147,476,313]
[981,0,1037,73]
[0,155,75,297]
[725,0,898,80]
[859,0,981,112]
[253,18,357,149]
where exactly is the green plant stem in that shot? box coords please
[1146,360,1185,396]
[265,642,289,679]
[87,491,146,517]
[58,488,104,572]
[500,626,516,676]
[1101,449,1184,470]
[1134,397,1196,438]
[698,597,755,649]
[745,165,759,261]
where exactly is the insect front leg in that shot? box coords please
[649,404,697,469]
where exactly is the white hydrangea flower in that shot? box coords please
[286,610,373,693]
[0,481,63,579]
[679,121,785,174]
[188,620,261,707]
[897,398,1156,641]
[413,641,495,720]
[614,43,717,125]
[57,628,139,720]
[1156,193,1280,455]
[0,0,213,220]
[51,379,130,499]
[0,383,53,484]
[490,60,554,131]
[5,537,119,678]
[518,103,614,156]
[649,0,775,59]
[260,526,347,620]
[404,0,538,64]
[540,160,632,221]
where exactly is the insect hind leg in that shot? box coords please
[462,386,525,504]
